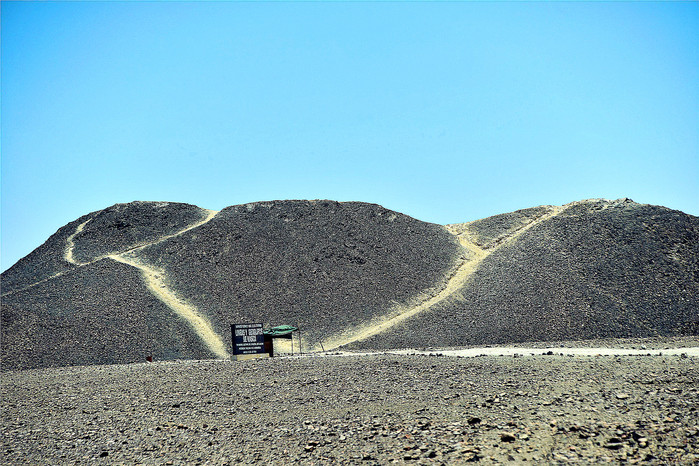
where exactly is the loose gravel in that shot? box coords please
[2,349,697,465]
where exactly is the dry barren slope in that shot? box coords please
[136,200,464,350]
[1,202,220,370]
[349,199,699,350]
[1,200,463,370]
[1,202,206,295]
[2,198,697,370]
[1,259,210,370]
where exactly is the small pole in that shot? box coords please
[298,325,302,355]
[320,342,325,353]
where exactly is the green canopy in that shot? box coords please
[264,325,298,338]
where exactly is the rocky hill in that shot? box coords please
[2,198,697,370]
[350,199,699,349]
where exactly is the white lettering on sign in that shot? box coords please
[232,323,265,356]
[236,323,261,329]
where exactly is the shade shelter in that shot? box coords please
[263,325,300,357]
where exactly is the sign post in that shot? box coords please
[231,323,268,361]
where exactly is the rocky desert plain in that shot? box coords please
[2,198,698,464]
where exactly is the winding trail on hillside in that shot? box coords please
[108,253,230,360]
[4,209,229,359]
[5,210,220,297]
[323,206,567,351]
[2,220,95,298]
[1,272,67,298]
[64,220,91,265]
[64,210,219,267]
[102,209,229,359]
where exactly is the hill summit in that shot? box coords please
[2,199,697,370]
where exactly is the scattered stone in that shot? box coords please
[604,438,625,450]
[2,347,697,464]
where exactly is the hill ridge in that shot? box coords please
[66,208,228,358]
[323,204,568,350]
[2,208,219,298]
[2,198,697,370]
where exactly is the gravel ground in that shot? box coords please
[2,345,698,465]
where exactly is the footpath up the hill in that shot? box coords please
[1,198,697,370]
[348,199,699,350]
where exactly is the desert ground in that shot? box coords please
[2,337,697,465]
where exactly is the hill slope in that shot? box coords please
[349,199,699,349]
[2,198,697,370]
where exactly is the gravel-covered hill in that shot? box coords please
[350,199,699,349]
[135,200,463,351]
[66,201,206,264]
[1,201,206,294]
[448,205,550,249]
[1,200,462,370]
[1,259,211,370]
[1,198,697,370]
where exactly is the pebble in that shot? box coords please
[1,352,697,464]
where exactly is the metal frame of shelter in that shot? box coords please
[263,325,301,356]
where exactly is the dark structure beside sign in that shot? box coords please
[263,325,299,357]
[231,323,265,356]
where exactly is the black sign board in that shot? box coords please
[231,323,265,355]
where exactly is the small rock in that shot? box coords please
[604,438,624,450]
[500,432,516,443]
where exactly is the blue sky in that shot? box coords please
[2,1,697,272]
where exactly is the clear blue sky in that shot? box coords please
[2,1,697,272]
